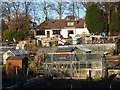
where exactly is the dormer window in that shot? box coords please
[51,21,54,25]
[67,22,74,26]
[65,16,75,20]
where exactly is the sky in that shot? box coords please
[28,2,86,24]
[4,0,120,24]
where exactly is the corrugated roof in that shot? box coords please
[6,55,27,60]
[17,50,28,55]
[9,49,28,55]
[10,49,20,55]
[56,46,77,52]
[44,53,102,62]
[37,48,57,53]
[1,48,14,52]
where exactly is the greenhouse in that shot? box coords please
[43,47,105,79]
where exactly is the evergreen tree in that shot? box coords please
[109,10,120,34]
[85,3,105,34]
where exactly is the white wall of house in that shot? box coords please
[34,29,46,40]
[75,28,90,35]
[61,28,74,38]
[35,28,90,39]
[35,35,46,40]
[61,28,90,38]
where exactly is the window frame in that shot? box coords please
[67,22,74,26]
[36,30,45,35]
[68,30,74,34]
[53,30,60,35]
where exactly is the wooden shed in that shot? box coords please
[6,55,28,78]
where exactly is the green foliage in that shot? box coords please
[94,75,102,81]
[15,31,25,41]
[109,10,120,33]
[1,19,8,32]
[1,19,8,40]
[3,29,33,42]
[2,13,34,42]
[85,3,105,33]
[38,65,44,70]
[29,61,37,71]
[3,30,16,42]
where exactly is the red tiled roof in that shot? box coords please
[37,19,85,29]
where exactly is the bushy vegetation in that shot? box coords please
[85,3,105,34]
[85,2,120,35]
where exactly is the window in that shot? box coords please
[53,30,60,35]
[67,22,74,26]
[87,64,92,68]
[68,30,74,34]
[80,64,86,68]
[36,30,45,35]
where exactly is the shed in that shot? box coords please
[3,49,28,64]
[6,55,28,78]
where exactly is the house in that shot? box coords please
[6,55,28,78]
[3,49,28,64]
[35,16,90,44]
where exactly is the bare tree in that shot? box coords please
[72,0,75,19]
[51,0,69,19]
[67,1,87,20]
[24,2,31,18]
[43,1,48,21]
[11,2,21,31]
[38,0,53,21]
[74,2,83,20]
[12,2,20,19]
[24,2,32,30]
[2,2,12,22]
[80,2,94,12]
